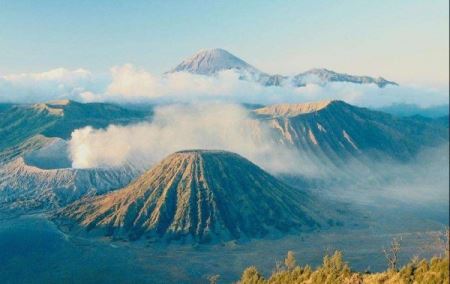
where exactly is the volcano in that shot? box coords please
[0,138,140,214]
[167,48,397,87]
[55,150,327,243]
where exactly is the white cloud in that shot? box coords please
[100,64,450,108]
[0,68,101,103]
[103,64,251,101]
[0,64,448,108]
[3,68,91,82]
[107,64,160,98]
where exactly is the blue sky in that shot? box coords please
[0,0,448,85]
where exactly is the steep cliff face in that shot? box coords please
[55,150,327,243]
[254,100,449,163]
[0,100,151,155]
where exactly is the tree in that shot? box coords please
[240,266,265,284]
[207,274,220,284]
[431,227,450,258]
[284,251,297,271]
[383,236,402,271]
[237,247,450,283]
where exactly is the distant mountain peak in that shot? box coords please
[293,68,398,88]
[167,48,397,88]
[169,48,260,75]
[195,48,235,56]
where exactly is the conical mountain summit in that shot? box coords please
[55,150,328,243]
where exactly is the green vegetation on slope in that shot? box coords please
[0,100,151,153]
[237,231,449,284]
[237,251,449,284]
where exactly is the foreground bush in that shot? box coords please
[237,251,449,284]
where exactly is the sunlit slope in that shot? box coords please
[55,150,332,243]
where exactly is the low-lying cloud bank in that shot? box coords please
[0,68,105,103]
[325,143,450,207]
[68,103,318,176]
[1,65,448,108]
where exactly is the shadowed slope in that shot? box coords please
[254,100,449,162]
[55,150,326,243]
[0,100,151,155]
[0,156,140,214]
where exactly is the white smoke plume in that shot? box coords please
[68,103,319,176]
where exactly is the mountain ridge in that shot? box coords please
[167,48,397,87]
[0,100,152,159]
[253,100,449,163]
[0,155,140,214]
[254,100,335,117]
[292,68,397,87]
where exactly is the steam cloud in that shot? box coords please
[323,143,450,207]
[68,103,319,176]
